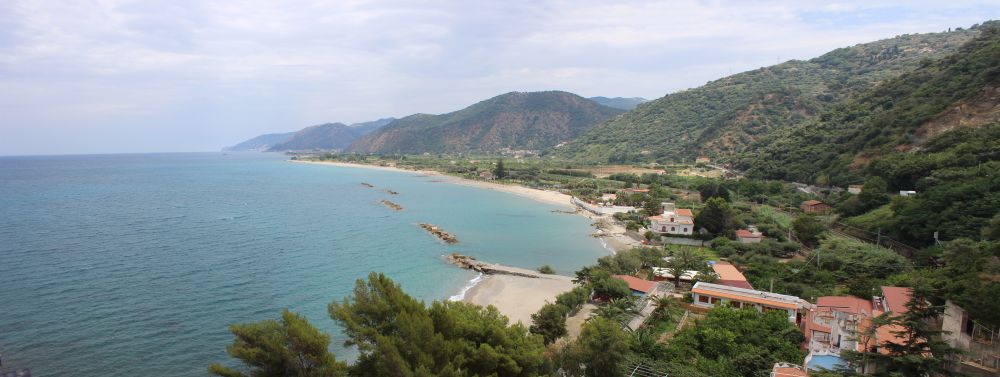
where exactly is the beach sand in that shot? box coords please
[292,160,574,208]
[461,273,575,325]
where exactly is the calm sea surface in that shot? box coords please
[0,152,607,376]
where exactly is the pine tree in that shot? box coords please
[879,286,959,376]
[209,310,348,377]
[493,159,506,179]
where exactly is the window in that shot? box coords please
[698,295,710,303]
[710,297,721,304]
[671,227,676,231]
[729,301,742,308]
[661,226,666,232]
[670,217,674,222]
[683,228,688,232]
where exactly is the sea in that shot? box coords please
[0,152,608,376]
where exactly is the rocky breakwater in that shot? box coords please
[445,253,545,279]
[380,200,404,211]
[419,223,458,244]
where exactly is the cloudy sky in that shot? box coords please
[1,1,997,155]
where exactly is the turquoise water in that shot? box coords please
[0,152,607,376]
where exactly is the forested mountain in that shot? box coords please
[552,24,989,163]
[346,91,623,154]
[742,24,1000,185]
[587,96,648,110]
[223,132,295,151]
[268,118,394,151]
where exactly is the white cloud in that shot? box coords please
[0,0,998,154]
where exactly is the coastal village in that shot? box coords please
[295,154,1000,377]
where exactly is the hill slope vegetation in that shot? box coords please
[741,23,1000,185]
[552,25,988,163]
[347,91,624,154]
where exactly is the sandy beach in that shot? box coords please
[461,273,575,325]
[292,160,574,208]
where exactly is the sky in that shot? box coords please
[1,1,998,155]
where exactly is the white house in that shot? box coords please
[650,202,694,235]
[848,185,863,194]
[900,190,917,197]
[691,282,810,323]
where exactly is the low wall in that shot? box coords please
[664,237,706,247]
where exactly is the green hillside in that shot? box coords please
[346,91,623,154]
[552,25,987,164]
[742,23,1000,185]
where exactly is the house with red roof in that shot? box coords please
[802,286,914,373]
[800,200,832,214]
[650,202,694,235]
[711,261,754,290]
[736,225,764,244]
[612,275,657,297]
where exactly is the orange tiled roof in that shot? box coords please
[613,275,656,293]
[692,285,797,309]
[736,229,762,238]
[802,200,824,206]
[881,286,912,314]
[675,208,693,217]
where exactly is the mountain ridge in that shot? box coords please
[346,91,624,154]
[551,24,989,163]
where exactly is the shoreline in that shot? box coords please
[291,159,574,208]
[293,158,641,323]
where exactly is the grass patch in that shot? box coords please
[755,204,792,229]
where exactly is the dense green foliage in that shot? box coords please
[695,198,741,235]
[556,318,632,377]
[659,307,805,377]
[328,273,549,376]
[347,91,623,154]
[553,26,982,163]
[529,303,569,344]
[743,23,1000,185]
[209,310,348,377]
[792,214,826,247]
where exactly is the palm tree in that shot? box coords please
[665,248,705,286]
[591,297,638,324]
[651,295,678,321]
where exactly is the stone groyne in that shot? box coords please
[445,253,546,279]
[380,200,404,211]
[419,223,458,244]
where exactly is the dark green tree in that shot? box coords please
[857,176,890,212]
[209,309,348,377]
[792,214,826,247]
[328,272,548,376]
[877,287,959,376]
[530,303,569,344]
[698,182,731,202]
[983,213,1000,240]
[493,159,506,179]
[694,197,739,235]
[564,317,631,377]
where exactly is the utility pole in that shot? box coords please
[876,228,881,247]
